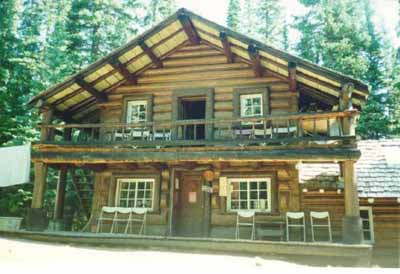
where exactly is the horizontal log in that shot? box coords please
[153,104,171,113]
[170,49,221,58]
[154,96,172,105]
[116,77,285,93]
[270,99,291,109]
[215,93,233,101]
[270,92,296,99]
[142,63,249,76]
[138,68,255,84]
[214,101,233,111]
[163,55,228,67]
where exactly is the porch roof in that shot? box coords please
[300,139,400,198]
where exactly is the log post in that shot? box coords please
[27,162,49,231]
[340,83,355,136]
[168,168,176,236]
[31,162,48,209]
[40,107,54,141]
[341,160,363,244]
[54,165,68,220]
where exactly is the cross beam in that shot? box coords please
[138,39,163,68]
[220,32,233,63]
[75,77,107,102]
[109,56,137,84]
[178,13,200,45]
[248,44,263,77]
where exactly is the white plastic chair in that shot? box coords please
[125,208,147,235]
[235,211,255,240]
[310,211,332,242]
[286,212,306,242]
[96,206,118,233]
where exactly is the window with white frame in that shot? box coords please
[126,100,147,123]
[227,178,271,212]
[360,206,374,243]
[240,94,263,118]
[116,178,154,210]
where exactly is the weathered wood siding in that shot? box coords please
[100,44,296,124]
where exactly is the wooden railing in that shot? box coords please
[39,111,357,147]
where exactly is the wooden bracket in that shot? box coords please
[220,32,233,63]
[288,61,297,93]
[109,56,138,84]
[178,12,200,45]
[75,76,107,102]
[138,39,163,68]
[248,44,263,77]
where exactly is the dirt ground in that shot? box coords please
[0,238,397,273]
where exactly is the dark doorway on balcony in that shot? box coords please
[180,97,206,140]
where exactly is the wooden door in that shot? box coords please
[176,173,204,237]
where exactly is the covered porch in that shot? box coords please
[26,153,365,245]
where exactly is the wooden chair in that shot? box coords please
[286,212,306,242]
[96,207,147,235]
[310,211,332,242]
[235,211,255,240]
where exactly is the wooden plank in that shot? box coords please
[220,32,233,63]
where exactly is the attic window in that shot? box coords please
[126,100,147,123]
[240,94,263,118]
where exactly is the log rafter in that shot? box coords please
[75,77,107,102]
[178,13,200,45]
[219,32,233,63]
[288,61,297,93]
[109,56,137,85]
[248,44,264,78]
[138,39,163,68]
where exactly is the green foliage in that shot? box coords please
[0,185,32,217]
[226,0,241,31]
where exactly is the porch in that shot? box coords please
[0,229,372,267]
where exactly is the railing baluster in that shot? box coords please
[251,122,255,139]
[263,120,267,139]
[271,122,274,139]
[194,124,197,140]
[287,119,290,136]
[183,124,187,140]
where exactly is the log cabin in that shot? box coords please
[21,8,384,263]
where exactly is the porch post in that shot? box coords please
[26,161,49,231]
[31,162,48,209]
[54,165,68,220]
[168,168,175,236]
[341,160,363,244]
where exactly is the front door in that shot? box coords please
[176,173,204,237]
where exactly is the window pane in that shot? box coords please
[231,201,239,209]
[363,231,371,241]
[231,191,239,199]
[259,181,267,190]
[250,191,258,199]
[239,191,247,199]
[240,201,248,209]
[249,200,257,209]
[360,210,369,218]
[362,220,370,230]
[259,190,267,199]
[250,181,258,190]
[239,182,247,190]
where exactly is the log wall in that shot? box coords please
[100,44,296,124]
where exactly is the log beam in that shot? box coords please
[54,165,68,220]
[340,82,354,111]
[138,40,163,68]
[178,13,200,45]
[288,61,297,93]
[40,106,54,142]
[32,162,48,209]
[109,56,137,84]
[248,44,263,77]
[219,32,233,63]
[75,76,107,102]
[341,160,363,244]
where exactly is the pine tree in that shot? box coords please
[226,0,241,31]
[241,0,258,39]
[255,0,285,48]
[145,0,177,26]
[294,0,393,139]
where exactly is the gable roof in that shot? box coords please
[28,8,369,120]
[300,139,400,198]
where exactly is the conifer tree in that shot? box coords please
[226,0,241,31]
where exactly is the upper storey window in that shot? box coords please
[126,100,147,123]
[240,94,263,118]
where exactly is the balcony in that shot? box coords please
[38,111,357,149]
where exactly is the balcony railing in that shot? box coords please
[39,111,357,148]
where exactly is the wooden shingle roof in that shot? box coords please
[28,8,369,120]
[300,139,400,198]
